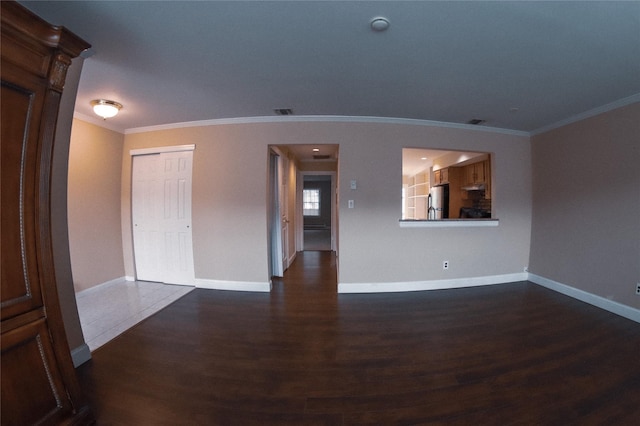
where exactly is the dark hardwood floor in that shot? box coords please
[303,229,332,251]
[77,251,640,425]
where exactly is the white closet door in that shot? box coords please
[160,151,195,285]
[132,154,164,282]
[132,151,195,285]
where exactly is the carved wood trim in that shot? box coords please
[49,53,72,92]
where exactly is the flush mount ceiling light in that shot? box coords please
[90,99,122,119]
[370,17,390,32]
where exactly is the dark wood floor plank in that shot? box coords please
[77,251,640,425]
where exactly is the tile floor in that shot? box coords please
[76,279,194,352]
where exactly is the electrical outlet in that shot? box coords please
[443,260,449,270]
[636,283,640,295]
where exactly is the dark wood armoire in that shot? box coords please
[1,2,94,424]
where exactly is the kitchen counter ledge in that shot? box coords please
[399,219,499,228]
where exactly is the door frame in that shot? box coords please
[267,147,286,278]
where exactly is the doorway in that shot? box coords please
[131,146,195,285]
[268,144,339,285]
[301,174,335,251]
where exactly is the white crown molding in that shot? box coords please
[531,93,640,136]
[124,115,530,137]
[77,94,639,138]
[73,112,126,134]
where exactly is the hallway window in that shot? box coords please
[303,189,320,216]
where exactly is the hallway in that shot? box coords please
[272,250,337,297]
[78,252,640,424]
[303,229,332,251]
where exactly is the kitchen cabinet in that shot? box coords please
[464,161,486,185]
[433,167,449,185]
[462,160,491,200]
[1,2,93,424]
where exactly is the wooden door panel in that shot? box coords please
[1,76,45,321]
[1,318,73,425]
[2,3,93,423]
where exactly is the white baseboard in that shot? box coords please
[75,276,127,298]
[287,251,297,269]
[528,273,640,324]
[71,343,92,367]
[125,275,135,281]
[338,272,528,293]
[196,279,271,292]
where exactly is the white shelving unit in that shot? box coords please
[404,171,430,219]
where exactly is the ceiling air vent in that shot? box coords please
[274,108,293,116]
[313,155,332,160]
[467,118,486,125]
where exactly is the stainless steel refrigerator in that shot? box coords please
[428,185,449,220]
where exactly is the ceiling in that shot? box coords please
[20,1,640,135]
[402,148,451,176]
[281,144,338,163]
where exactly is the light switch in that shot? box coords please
[348,200,354,208]
[350,180,357,190]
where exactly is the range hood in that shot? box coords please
[461,183,486,191]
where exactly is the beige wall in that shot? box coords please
[336,122,531,283]
[68,119,125,291]
[530,103,640,309]
[123,126,272,282]
[123,121,532,286]
[56,102,639,354]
